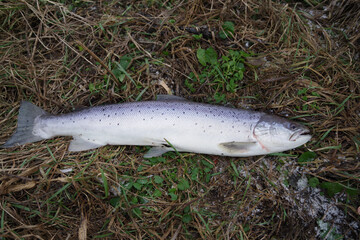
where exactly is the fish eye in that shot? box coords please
[289,123,298,130]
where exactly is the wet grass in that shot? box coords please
[0,0,359,239]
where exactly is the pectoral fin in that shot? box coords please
[144,146,173,158]
[218,141,256,154]
[68,137,105,151]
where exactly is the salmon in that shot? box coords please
[1,95,311,157]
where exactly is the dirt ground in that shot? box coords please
[0,0,359,239]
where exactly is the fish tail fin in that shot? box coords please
[1,101,48,148]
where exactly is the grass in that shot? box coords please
[0,0,359,239]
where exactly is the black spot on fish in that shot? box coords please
[139,110,141,113]
[177,116,180,118]
[183,112,185,114]
[84,117,86,119]
[115,113,117,115]
[195,123,198,125]
[143,118,145,121]
[130,109,133,112]
[102,108,105,111]
[232,126,234,128]
[99,119,101,122]
[108,115,110,117]
[62,122,64,124]
[209,125,212,127]
[117,123,119,125]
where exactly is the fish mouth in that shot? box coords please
[289,129,311,141]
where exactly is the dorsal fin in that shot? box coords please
[156,95,188,102]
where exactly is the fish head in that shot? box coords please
[253,114,311,153]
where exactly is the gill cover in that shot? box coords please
[253,114,311,150]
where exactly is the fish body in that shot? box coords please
[1,95,311,157]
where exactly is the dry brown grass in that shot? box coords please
[0,0,359,239]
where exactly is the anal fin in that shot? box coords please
[144,146,174,158]
[68,137,105,152]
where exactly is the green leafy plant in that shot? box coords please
[112,55,132,83]
[177,178,190,191]
[188,47,252,99]
[106,155,217,224]
[219,21,235,39]
[297,151,317,163]
[196,47,218,66]
[320,181,359,198]
[296,86,321,111]
[192,33,202,40]
[308,177,320,187]
[320,182,343,197]
[307,176,359,199]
